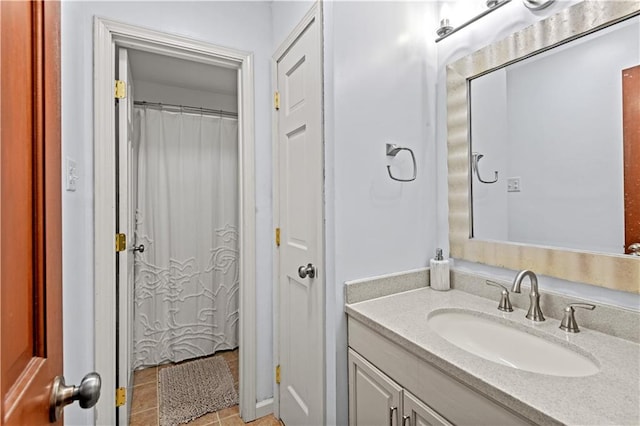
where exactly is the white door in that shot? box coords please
[117,46,135,425]
[276,10,324,426]
[348,349,403,426]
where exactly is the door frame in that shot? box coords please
[93,17,258,424]
[271,2,325,420]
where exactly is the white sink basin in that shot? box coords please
[427,309,600,377]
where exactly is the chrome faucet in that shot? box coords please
[511,270,545,322]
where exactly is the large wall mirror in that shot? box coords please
[447,1,640,293]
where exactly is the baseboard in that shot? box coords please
[255,398,274,419]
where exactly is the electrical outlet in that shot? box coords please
[507,177,521,192]
[66,157,79,192]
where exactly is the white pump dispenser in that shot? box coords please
[430,248,450,291]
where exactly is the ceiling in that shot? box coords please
[127,49,237,95]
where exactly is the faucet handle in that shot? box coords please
[486,281,513,312]
[560,303,596,333]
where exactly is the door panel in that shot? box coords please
[277,12,324,426]
[622,65,640,254]
[1,1,63,424]
[283,277,311,416]
[285,126,310,247]
[1,0,36,395]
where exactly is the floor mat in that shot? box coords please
[158,356,238,425]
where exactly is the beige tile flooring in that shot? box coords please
[130,349,281,426]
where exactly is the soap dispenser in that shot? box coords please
[430,248,450,291]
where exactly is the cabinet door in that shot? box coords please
[403,390,452,426]
[349,349,403,426]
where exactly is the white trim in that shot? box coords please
[93,17,117,426]
[270,20,281,424]
[255,398,274,419]
[271,2,325,421]
[93,17,257,424]
[270,55,281,419]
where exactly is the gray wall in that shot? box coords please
[323,2,439,423]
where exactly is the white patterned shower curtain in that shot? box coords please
[132,107,239,369]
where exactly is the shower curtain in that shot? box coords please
[132,107,239,369]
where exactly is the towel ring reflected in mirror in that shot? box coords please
[471,152,498,184]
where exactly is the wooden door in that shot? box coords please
[348,349,402,426]
[623,65,640,255]
[1,1,63,425]
[276,10,325,426]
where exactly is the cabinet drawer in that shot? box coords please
[348,318,532,426]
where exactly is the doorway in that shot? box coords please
[118,47,242,425]
[94,19,258,425]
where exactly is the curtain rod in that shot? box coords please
[133,101,238,118]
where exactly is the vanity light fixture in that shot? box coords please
[436,19,453,37]
[436,0,511,42]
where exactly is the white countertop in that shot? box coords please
[345,287,640,425]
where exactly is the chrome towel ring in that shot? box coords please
[386,143,417,182]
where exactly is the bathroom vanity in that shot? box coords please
[345,2,640,423]
[345,284,640,425]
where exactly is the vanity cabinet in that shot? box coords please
[349,349,451,426]
[348,319,533,426]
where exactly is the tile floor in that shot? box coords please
[130,349,281,426]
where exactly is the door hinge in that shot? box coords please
[115,80,126,99]
[115,233,127,252]
[116,387,126,407]
[276,365,281,384]
[275,227,280,247]
[274,91,280,110]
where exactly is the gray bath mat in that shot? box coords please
[158,356,238,426]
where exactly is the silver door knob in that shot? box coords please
[49,372,101,422]
[133,244,145,253]
[628,243,640,256]
[298,263,316,279]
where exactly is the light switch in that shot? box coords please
[507,177,521,192]
[66,157,79,192]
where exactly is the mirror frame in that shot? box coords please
[447,0,640,293]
